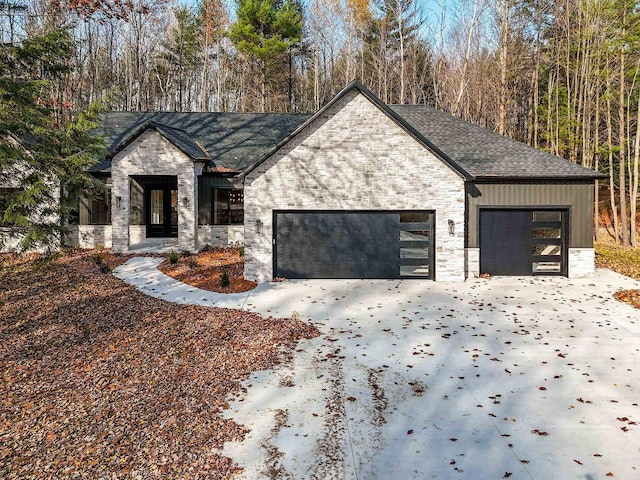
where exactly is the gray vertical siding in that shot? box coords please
[466,181,595,248]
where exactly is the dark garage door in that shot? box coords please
[274,211,435,279]
[480,209,567,276]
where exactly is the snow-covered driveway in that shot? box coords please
[220,270,640,479]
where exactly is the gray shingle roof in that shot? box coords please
[390,105,604,180]
[150,122,209,160]
[92,112,310,173]
[92,90,604,181]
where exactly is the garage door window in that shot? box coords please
[399,213,433,277]
[531,209,563,274]
[533,211,562,222]
[533,227,561,238]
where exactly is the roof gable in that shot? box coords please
[107,121,209,162]
[239,80,470,180]
[93,112,309,174]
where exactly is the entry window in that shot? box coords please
[213,188,244,224]
[0,188,20,226]
[150,190,164,225]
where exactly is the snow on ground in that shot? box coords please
[220,270,640,480]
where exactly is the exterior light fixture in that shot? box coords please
[115,196,121,208]
[255,219,263,234]
[182,197,189,208]
[448,219,455,236]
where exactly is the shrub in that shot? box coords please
[90,252,106,265]
[181,250,192,257]
[220,271,230,287]
[188,258,198,269]
[169,250,179,265]
[238,246,244,257]
[99,263,111,274]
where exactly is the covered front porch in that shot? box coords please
[109,126,206,253]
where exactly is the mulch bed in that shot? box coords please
[159,246,256,293]
[0,250,318,479]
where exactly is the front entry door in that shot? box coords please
[146,186,178,237]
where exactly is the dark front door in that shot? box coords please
[480,209,567,276]
[146,186,178,237]
[274,211,435,279]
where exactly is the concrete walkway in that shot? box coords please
[113,257,254,309]
[114,257,640,480]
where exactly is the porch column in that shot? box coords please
[177,171,198,252]
[111,173,130,253]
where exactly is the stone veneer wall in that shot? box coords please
[66,225,113,249]
[110,129,203,253]
[568,248,595,278]
[0,163,60,253]
[197,225,244,249]
[243,90,466,282]
[465,248,480,278]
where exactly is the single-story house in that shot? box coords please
[1,81,605,281]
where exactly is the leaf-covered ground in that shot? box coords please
[158,246,256,294]
[595,240,640,309]
[0,250,318,479]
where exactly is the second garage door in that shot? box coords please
[274,211,435,279]
[479,209,567,276]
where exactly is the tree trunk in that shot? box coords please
[594,85,600,242]
[606,76,620,242]
[618,17,629,246]
[261,61,267,113]
[398,0,405,105]
[498,0,509,135]
[631,59,640,246]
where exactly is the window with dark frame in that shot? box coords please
[89,190,111,225]
[78,184,111,225]
[213,188,244,225]
[0,188,20,227]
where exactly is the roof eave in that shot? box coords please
[470,174,607,182]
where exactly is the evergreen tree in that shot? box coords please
[229,0,303,112]
[0,27,105,251]
[158,6,203,111]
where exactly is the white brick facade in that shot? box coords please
[244,90,466,282]
[110,129,203,253]
[0,163,61,253]
[197,225,244,249]
[66,225,113,249]
[465,248,480,278]
[568,248,595,278]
